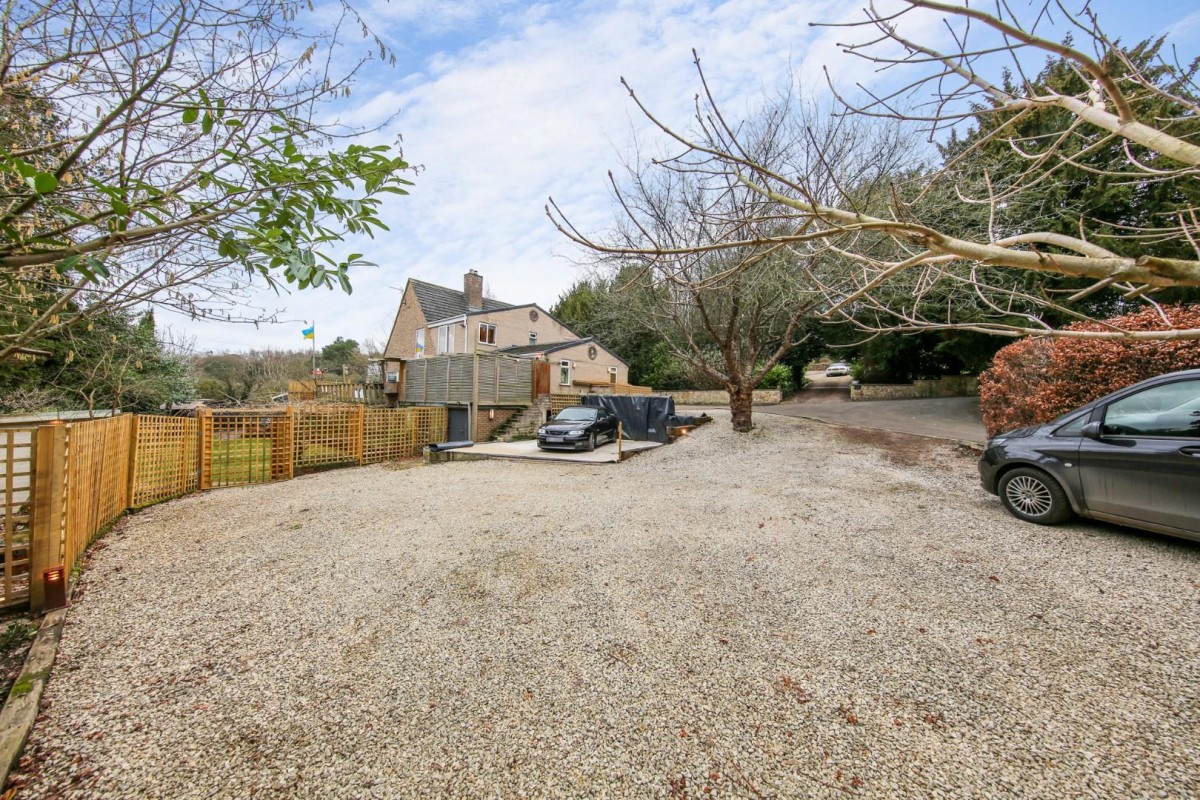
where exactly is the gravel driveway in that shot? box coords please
[16,413,1200,798]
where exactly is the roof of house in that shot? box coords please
[498,337,628,366]
[497,338,592,357]
[411,279,512,322]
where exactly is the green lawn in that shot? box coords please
[136,435,356,494]
[210,438,272,486]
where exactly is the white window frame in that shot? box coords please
[529,331,537,345]
[415,328,424,358]
[559,359,572,386]
[478,322,496,345]
[437,324,455,355]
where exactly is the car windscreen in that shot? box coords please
[554,408,597,422]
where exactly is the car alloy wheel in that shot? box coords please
[998,467,1073,525]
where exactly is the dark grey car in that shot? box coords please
[979,369,1200,541]
[536,406,618,451]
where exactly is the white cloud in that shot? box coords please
[1160,9,1200,46]
[161,0,1195,354]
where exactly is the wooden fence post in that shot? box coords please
[30,422,66,613]
[179,418,191,498]
[284,406,295,480]
[126,415,140,509]
[197,409,213,491]
[354,405,365,465]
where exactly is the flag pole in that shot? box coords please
[299,321,318,401]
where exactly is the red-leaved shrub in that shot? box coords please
[979,305,1200,436]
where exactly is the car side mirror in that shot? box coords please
[1081,421,1103,440]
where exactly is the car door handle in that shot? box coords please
[1180,446,1200,456]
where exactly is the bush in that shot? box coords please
[847,331,995,383]
[979,305,1200,436]
[759,364,794,394]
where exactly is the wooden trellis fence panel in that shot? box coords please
[11,404,448,610]
[198,410,292,490]
[62,416,133,574]
[550,393,583,414]
[292,405,361,471]
[362,407,448,463]
[130,416,200,508]
[0,428,36,607]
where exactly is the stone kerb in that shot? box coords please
[667,389,782,406]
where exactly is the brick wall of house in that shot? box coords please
[425,319,466,356]
[385,283,428,360]
[474,407,519,441]
[468,307,578,352]
[546,341,629,387]
[424,307,580,357]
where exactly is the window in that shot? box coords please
[1103,379,1200,438]
[608,365,618,384]
[478,322,496,345]
[415,328,424,358]
[1054,414,1087,437]
[555,407,596,421]
[559,359,571,386]
[529,331,537,345]
[437,324,454,355]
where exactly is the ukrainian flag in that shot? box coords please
[302,325,315,340]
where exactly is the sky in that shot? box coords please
[159,0,1200,354]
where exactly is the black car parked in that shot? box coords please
[537,406,619,451]
[979,369,1200,541]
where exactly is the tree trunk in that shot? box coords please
[728,384,754,432]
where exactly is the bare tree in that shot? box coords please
[0,0,412,363]
[572,98,909,431]
[549,1,1200,341]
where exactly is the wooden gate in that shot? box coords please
[532,359,550,398]
[198,410,293,489]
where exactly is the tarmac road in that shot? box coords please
[761,371,987,444]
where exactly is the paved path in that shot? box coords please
[684,371,988,444]
[762,395,986,444]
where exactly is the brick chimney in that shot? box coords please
[464,269,484,311]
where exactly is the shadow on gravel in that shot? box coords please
[836,427,978,468]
